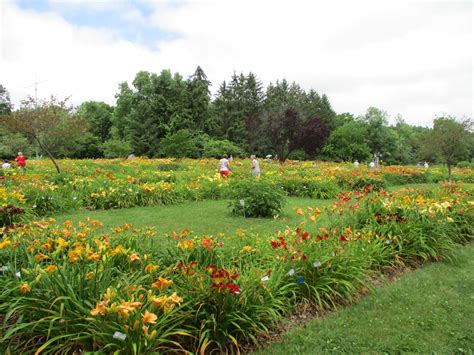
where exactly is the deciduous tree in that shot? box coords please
[0,97,87,173]
[425,117,472,181]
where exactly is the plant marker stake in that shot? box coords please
[240,199,246,218]
[113,331,127,341]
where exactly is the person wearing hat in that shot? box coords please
[250,155,260,178]
[218,154,231,178]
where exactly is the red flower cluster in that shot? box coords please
[211,282,241,294]
[295,228,310,241]
[206,265,240,294]
[316,234,329,241]
[270,236,287,250]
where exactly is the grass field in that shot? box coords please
[254,243,474,354]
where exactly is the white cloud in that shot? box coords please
[1,0,472,127]
[1,2,157,106]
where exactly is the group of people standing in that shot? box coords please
[218,154,260,178]
[2,152,27,171]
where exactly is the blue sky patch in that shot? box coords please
[15,0,178,49]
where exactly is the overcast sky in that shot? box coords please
[1,0,472,127]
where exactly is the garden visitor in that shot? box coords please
[218,154,230,178]
[2,160,11,169]
[424,161,429,169]
[15,152,27,171]
[250,155,261,178]
[354,160,359,168]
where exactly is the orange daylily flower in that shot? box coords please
[145,263,159,273]
[152,277,173,290]
[151,295,168,308]
[117,301,141,316]
[90,301,108,316]
[169,292,183,305]
[44,265,58,273]
[129,254,141,263]
[19,282,31,294]
[87,251,100,262]
[141,310,158,324]
[35,252,50,262]
[296,208,303,216]
[41,243,52,252]
[241,245,252,253]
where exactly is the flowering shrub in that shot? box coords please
[229,179,286,218]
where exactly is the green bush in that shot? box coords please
[159,129,202,158]
[457,160,474,169]
[156,162,184,172]
[229,179,285,218]
[202,139,244,158]
[101,139,133,158]
[278,178,340,199]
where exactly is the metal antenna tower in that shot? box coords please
[25,75,48,101]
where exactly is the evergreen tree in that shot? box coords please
[187,66,211,133]
[0,84,13,115]
[213,72,265,146]
[113,70,189,157]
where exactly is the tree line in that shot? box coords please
[0,66,472,169]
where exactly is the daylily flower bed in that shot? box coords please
[1,182,472,353]
[1,158,473,223]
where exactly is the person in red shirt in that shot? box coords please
[15,152,27,171]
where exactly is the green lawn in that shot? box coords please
[254,243,474,354]
[54,197,334,236]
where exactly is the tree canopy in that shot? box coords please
[1,72,472,168]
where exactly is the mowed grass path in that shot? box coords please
[255,243,474,354]
[55,197,334,236]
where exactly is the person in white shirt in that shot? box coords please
[218,154,230,178]
[2,160,11,169]
[354,160,359,168]
[250,155,260,177]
